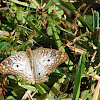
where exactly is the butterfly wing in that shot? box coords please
[0,51,34,83]
[31,48,68,83]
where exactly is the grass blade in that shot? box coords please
[72,54,85,100]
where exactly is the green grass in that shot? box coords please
[0,0,100,99]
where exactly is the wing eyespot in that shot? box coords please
[39,73,40,75]
[16,65,19,67]
[47,59,50,61]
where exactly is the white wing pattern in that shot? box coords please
[0,48,68,84]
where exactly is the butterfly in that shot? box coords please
[0,48,68,84]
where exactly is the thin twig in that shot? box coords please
[92,79,100,100]
[5,0,21,25]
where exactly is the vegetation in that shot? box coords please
[0,0,100,99]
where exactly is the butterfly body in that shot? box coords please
[0,48,68,84]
